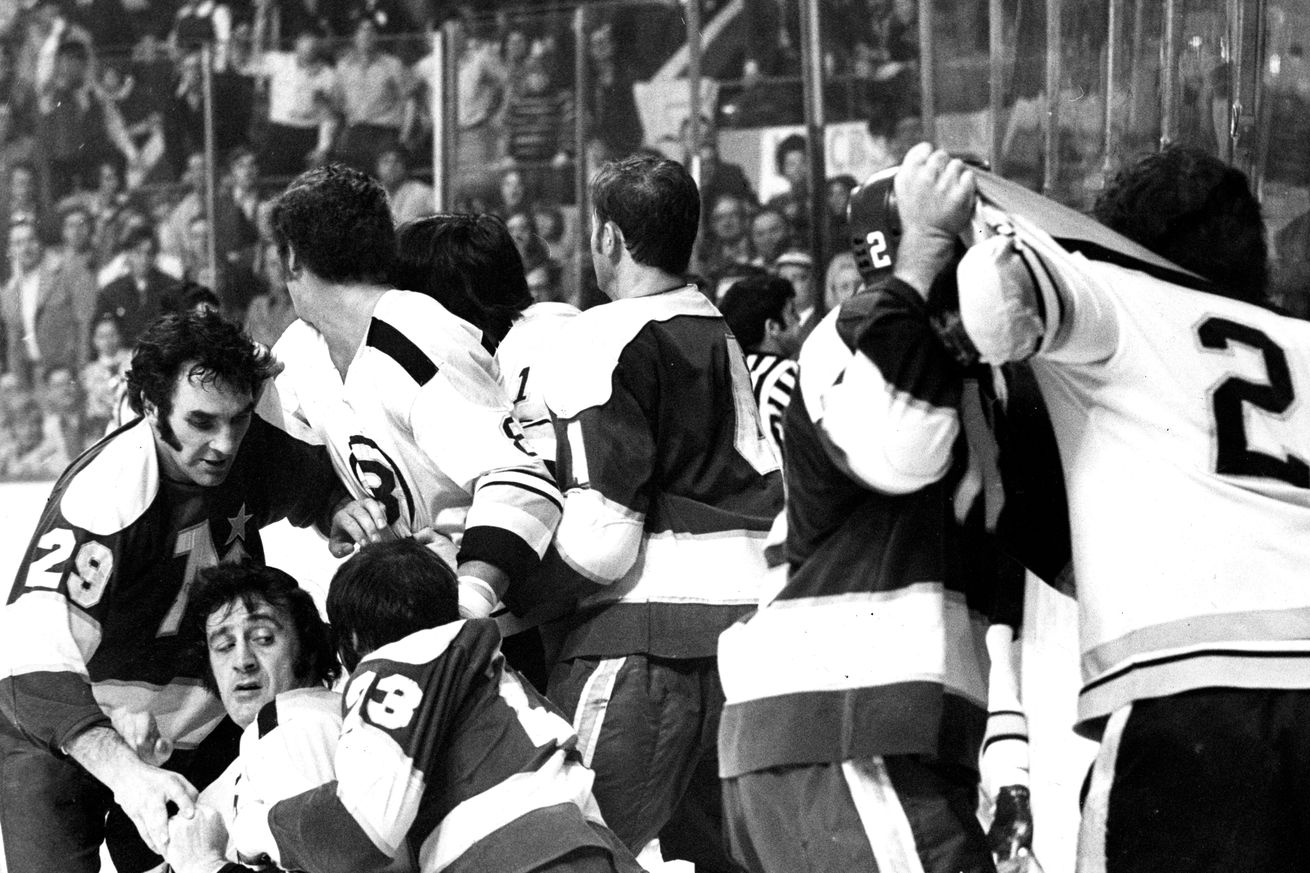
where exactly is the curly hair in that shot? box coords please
[394,213,532,347]
[591,155,700,276]
[270,163,394,286]
[1092,146,1268,303]
[181,562,341,696]
[718,275,796,350]
[125,309,276,443]
[326,540,459,672]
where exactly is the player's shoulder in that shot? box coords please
[545,288,721,417]
[498,302,580,361]
[369,290,495,388]
[54,417,159,537]
[361,620,498,674]
[252,687,343,740]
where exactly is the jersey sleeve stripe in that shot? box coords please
[367,318,439,386]
[334,722,427,856]
[474,473,565,515]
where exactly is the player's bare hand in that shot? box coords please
[896,142,976,241]
[108,708,173,767]
[114,762,198,856]
[329,497,388,557]
[165,803,229,873]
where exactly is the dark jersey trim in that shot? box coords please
[1053,237,1215,294]
[257,698,280,738]
[1080,646,1310,695]
[367,318,439,386]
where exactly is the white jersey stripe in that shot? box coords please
[842,757,927,873]
[572,656,626,769]
[1076,704,1130,873]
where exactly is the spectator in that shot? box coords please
[823,173,857,264]
[494,166,529,217]
[773,248,814,314]
[499,25,532,105]
[686,120,755,218]
[531,202,571,264]
[3,219,92,385]
[333,19,411,173]
[247,22,337,178]
[35,23,115,199]
[453,18,507,180]
[701,192,754,278]
[765,133,811,242]
[54,205,97,272]
[80,314,131,434]
[170,0,234,66]
[40,364,88,459]
[502,54,575,197]
[2,163,47,262]
[328,0,414,39]
[375,145,433,224]
[181,214,259,316]
[823,249,862,311]
[243,243,296,347]
[0,391,68,479]
[506,210,550,273]
[61,160,136,269]
[750,207,791,267]
[525,259,564,303]
[717,274,801,465]
[224,146,264,227]
[158,151,207,263]
[94,224,181,344]
[160,151,259,277]
[583,22,643,158]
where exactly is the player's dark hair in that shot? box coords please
[1092,146,1268,303]
[270,163,394,286]
[182,563,341,696]
[178,282,222,313]
[591,155,699,276]
[326,539,459,672]
[393,213,531,347]
[718,275,796,351]
[125,309,275,448]
[774,133,807,176]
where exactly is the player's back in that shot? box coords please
[1025,255,1310,730]
[496,301,579,463]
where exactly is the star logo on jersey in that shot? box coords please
[226,503,251,545]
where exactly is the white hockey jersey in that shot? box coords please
[955,186,1310,735]
[265,291,562,583]
[495,301,580,463]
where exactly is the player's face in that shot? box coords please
[205,596,302,729]
[148,370,255,487]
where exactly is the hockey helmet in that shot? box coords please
[847,165,901,287]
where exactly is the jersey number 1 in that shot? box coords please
[1198,317,1309,487]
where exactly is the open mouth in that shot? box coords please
[233,680,262,694]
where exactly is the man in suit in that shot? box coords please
[2,219,94,386]
[94,225,181,345]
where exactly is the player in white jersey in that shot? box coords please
[263,165,563,629]
[893,143,1310,873]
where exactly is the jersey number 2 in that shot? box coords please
[1198,317,1309,487]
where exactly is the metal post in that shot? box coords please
[429,27,445,211]
[201,43,218,294]
[1042,0,1061,194]
[1248,0,1269,178]
[439,20,460,210]
[687,0,703,183]
[799,0,826,315]
[918,0,936,141]
[989,0,1004,172]
[573,5,589,307]
[1103,0,1122,175]
[1160,0,1177,149]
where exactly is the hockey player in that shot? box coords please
[207,539,643,873]
[264,165,563,622]
[716,152,1030,873]
[530,155,783,871]
[0,309,375,873]
[898,143,1310,872]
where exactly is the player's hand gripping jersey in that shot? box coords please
[0,416,345,754]
[531,287,784,659]
[266,291,562,580]
[239,620,636,873]
[956,171,1310,734]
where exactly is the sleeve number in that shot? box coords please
[513,366,530,404]
[345,670,424,731]
[25,528,114,609]
[1198,316,1309,487]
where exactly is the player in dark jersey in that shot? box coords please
[215,539,643,873]
[528,155,782,872]
[0,309,375,873]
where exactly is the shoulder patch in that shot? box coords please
[367,318,439,386]
[60,418,160,536]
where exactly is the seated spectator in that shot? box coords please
[40,364,88,459]
[701,192,754,278]
[0,391,69,479]
[531,202,572,264]
[526,259,565,304]
[375,145,433,224]
[765,133,811,244]
[494,166,529,218]
[181,214,260,316]
[750,206,791,267]
[3,219,92,387]
[81,314,131,435]
[823,173,858,264]
[823,249,862,312]
[333,19,411,173]
[717,274,801,466]
[502,55,575,199]
[62,160,138,268]
[244,243,297,348]
[247,22,338,178]
[506,210,552,274]
[685,120,755,216]
[164,539,645,873]
[773,248,814,314]
[94,224,182,344]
